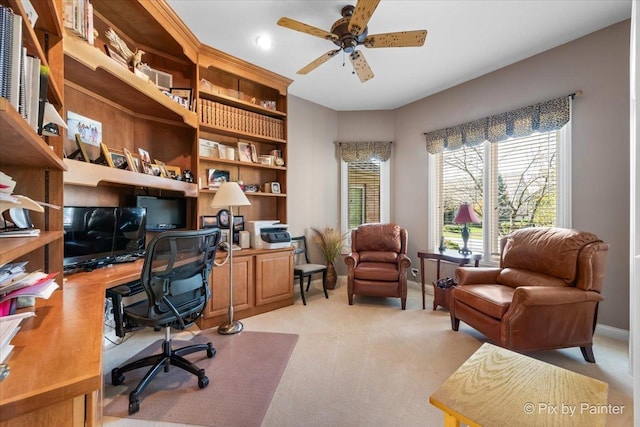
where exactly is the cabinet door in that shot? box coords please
[205,255,253,318]
[255,251,293,306]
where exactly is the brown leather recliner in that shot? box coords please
[450,227,609,363]
[345,223,412,309]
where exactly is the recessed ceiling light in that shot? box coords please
[255,35,272,50]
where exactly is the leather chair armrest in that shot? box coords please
[345,252,359,269]
[398,254,411,271]
[511,286,604,307]
[455,267,501,285]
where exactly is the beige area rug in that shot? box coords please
[104,331,298,427]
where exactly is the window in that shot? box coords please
[432,128,570,262]
[341,159,390,237]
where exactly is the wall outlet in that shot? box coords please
[410,268,419,278]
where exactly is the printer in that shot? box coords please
[247,220,291,249]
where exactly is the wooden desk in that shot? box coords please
[417,250,481,310]
[429,343,609,427]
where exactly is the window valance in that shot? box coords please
[424,95,572,154]
[338,141,392,162]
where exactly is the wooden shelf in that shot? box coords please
[199,188,286,198]
[64,159,198,197]
[0,98,67,170]
[199,89,286,118]
[0,231,63,266]
[199,122,286,145]
[64,34,198,128]
[199,155,286,171]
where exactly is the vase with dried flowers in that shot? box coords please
[311,227,348,289]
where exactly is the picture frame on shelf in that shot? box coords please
[154,159,169,178]
[217,209,230,228]
[123,148,138,172]
[237,141,253,162]
[271,182,281,194]
[68,134,90,162]
[67,111,102,147]
[201,215,218,229]
[165,165,181,179]
[138,148,153,174]
[169,87,193,110]
[208,169,230,189]
[94,143,114,167]
[249,143,258,162]
[109,149,128,169]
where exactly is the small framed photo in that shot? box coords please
[271,182,281,194]
[165,165,181,179]
[109,149,128,169]
[67,111,102,147]
[68,134,90,162]
[123,148,138,172]
[201,215,218,229]
[237,141,253,163]
[208,169,230,189]
[217,209,230,228]
[249,143,258,163]
[101,143,113,166]
[138,148,153,174]
[170,87,193,110]
[154,159,169,178]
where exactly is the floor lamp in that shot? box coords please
[211,181,251,335]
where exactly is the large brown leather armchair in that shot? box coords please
[450,227,609,362]
[345,223,411,309]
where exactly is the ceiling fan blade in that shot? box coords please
[364,30,428,48]
[348,0,380,36]
[277,17,338,42]
[297,49,341,75]
[349,50,374,83]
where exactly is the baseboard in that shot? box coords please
[595,323,630,342]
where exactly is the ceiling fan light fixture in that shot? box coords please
[255,35,272,50]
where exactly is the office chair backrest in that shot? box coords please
[141,228,220,329]
[291,236,311,265]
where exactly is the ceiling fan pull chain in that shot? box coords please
[342,50,346,67]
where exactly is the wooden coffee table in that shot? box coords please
[430,343,609,426]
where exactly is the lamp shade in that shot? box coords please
[453,203,480,224]
[211,182,251,208]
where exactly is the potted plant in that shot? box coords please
[311,227,348,289]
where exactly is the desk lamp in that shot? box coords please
[452,203,480,255]
[211,181,251,335]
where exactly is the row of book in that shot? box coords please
[0,4,51,134]
[199,98,285,140]
[62,0,95,45]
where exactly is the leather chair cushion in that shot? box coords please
[360,251,398,263]
[497,267,568,289]
[501,227,599,284]
[453,284,515,319]
[354,262,399,282]
[354,223,401,253]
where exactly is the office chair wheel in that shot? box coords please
[128,399,140,415]
[111,369,125,386]
[206,343,216,358]
[198,374,209,389]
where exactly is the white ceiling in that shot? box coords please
[168,0,631,111]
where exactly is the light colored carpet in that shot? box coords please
[103,278,633,427]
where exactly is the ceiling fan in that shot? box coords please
[277,0,427,83]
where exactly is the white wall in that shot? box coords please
[286,96,339,266]
[287,21,631,329]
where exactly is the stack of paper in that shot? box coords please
[0,312,35,363]
[0,263,59,317]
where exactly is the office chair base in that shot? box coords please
[111,339,215,414]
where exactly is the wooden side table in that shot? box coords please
[429,343,608,426]
[417,249,482,310]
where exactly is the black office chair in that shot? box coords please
[111,228,220,415]
[292,236,328,305]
